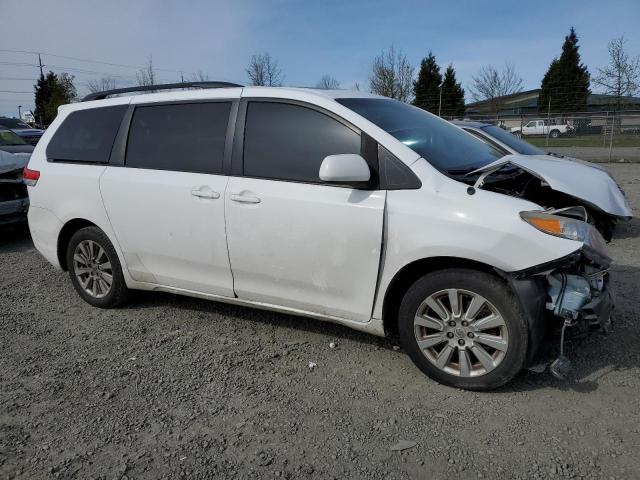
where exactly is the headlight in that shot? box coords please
[520,211,608,253]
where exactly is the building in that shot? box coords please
[465,89,640,117]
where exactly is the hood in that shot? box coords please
[471,154,633,218]
[0,150,30,175]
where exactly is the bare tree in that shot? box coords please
[136,57,156,86]
[593,35,640,111]
[246,52,283,86]
[369,45,415,102]
[470,62,524,115]
[316,75,340,89]
[87,76,117,93]
[187,70,210,82]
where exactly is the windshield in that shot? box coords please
[0,129,27,145]
[480,125,544,155]
[0,118,30,129]
[336,98,502,172]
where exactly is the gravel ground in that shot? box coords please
[1,164,640,480]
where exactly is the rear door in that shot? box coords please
[225,100,385,322]
[100,98,236,296]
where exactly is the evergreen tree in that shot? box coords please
[440,64,465,117]
[34,71,77,126]
[412,52,441,113]
[538,27,590,112]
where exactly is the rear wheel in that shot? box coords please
[550,129,560,138]
[66,226,129,308]
[398,269,529,390]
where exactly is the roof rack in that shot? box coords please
[81,81,243,102]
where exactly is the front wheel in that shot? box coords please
[398,269,529,390]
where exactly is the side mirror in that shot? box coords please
[319,154,370,184]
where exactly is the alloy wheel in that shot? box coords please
[413,289,509,377]
[73,239,113,299]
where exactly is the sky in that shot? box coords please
[1,0,639,117]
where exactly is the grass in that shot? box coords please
[526,134,640,148]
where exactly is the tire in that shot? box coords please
[398,269,529,390]
[550,129,560,139]
[66,226,130,308]
[514,131,522,138]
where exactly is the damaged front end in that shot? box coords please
[508,208,614,379]
[0,151,30,225]
[466,155,633,241]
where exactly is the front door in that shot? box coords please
[225,101,385,321]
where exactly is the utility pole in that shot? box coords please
[38,53,44,77]
[18,105,22,119]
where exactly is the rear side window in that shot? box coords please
[126,102,231,174]
[46,105,127,163]
[243,102,360,182]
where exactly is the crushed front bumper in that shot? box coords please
[506,246,614,367]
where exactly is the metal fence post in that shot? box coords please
[608,111,615,163]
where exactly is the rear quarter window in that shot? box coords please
[46,105,127,163]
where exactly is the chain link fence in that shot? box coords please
[449,111,640,163]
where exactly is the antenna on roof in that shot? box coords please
[81,81,243,102]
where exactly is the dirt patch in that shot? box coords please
[1,164,639,479]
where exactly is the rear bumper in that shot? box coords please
[27,206,64,270]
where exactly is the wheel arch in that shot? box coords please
[57,218,98,271]
[381,256,502,336]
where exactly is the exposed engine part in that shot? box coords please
[546,273,591,319]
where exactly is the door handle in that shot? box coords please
[191,188,220,199]
[230,193,261,204]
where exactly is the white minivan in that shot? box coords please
[25,82,620,390]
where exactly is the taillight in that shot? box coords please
[23,167,40,186]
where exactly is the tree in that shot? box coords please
[440,64,465,117]
[137,57,156,86]
[187,70,210,82]
[412,52,442,113]
[316,75,340,89]
[470,62,523,116]
[87,76,117,93]
[538,27,590,112]
[369,45,415,102]
[246,52,283,86]
[34,71,77,126]
[593,35,640,111]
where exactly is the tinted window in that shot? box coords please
[126,102,231,174]
[337,98,502,173]
[243,102,360,182]
[47,105,127,162]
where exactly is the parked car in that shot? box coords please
[452,120,631,240]
[26,83,625,390]
[0,126,35,154]
[0,117,44,145]
[0,150,30,225]
[510,119,573,138]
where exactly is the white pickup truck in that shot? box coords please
[511,119,573,138]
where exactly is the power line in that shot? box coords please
[0,48,197,75]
